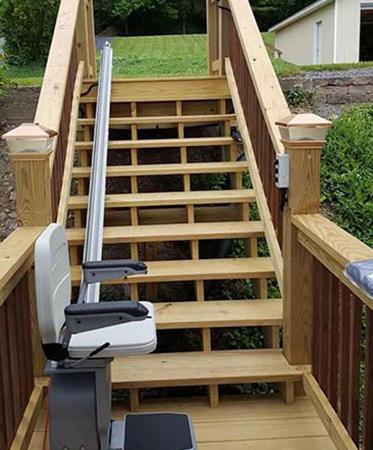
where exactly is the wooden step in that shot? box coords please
[70,257,275,286]
[68,189,255,210]
[105,205,241,226]
[75,137,235,151]
[66,221,264,245]
[80,76,230,103]
[78,113,236,127]
[72,161,248,179]
[111,349,306,389]
[155,300,283,330]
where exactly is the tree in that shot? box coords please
[113,0,178,21]
[252,0,314,30]
[0,0,59,65]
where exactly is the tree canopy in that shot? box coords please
[0,0,314,65]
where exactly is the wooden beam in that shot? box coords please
[226,58,283,293]
[75,137,235,151]
[228,0,290,155]
[282,122,329,366]
[303,374,357,450]
[70,258,275,286]
[73,161,248,178]
[293,214,373,310]
[10,385,47,450]
[80,77,230,103]
[10,152,53,226]
[75,0,96,78]
[0,228,43,306]
[78,113,236,127]
[57,62,85,225]
[207,0,219,75]
[69,189,256,210]
[35,0,81,132]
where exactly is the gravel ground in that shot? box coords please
[0,87,39,241]
[299,67,373,80]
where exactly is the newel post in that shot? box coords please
[2,123,57,226]
[76,0,97,78]
[278,114,332,365]
[207,0,230,75]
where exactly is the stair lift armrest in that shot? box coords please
[65,301,150,334]
[82,259,148,284]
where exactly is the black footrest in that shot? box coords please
[124,413,197,450]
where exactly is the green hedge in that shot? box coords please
[321,105,373,247]
[0,0,59,65]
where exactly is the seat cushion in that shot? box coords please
[69,302,156,358]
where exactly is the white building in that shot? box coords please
[269,0,373,65]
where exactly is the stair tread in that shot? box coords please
[78,113,236,126]
[66,221,264,245]
[111,349,306,388]
[155,299,283,329]
[70,257,275,286]
[68,189,255,209]
[72,161,248,178]
[75,137,235,150]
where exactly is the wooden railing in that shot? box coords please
[0,228,46,450]
[9,0,95,226]
[293,214,373,449]
[207,0,290,240]
[207,1,372,448]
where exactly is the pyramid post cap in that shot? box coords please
[276,113,332,128]
[2,123,58,141]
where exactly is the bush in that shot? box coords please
[0,0,59,65]
[286,86,317,110]
[321,105,373,247]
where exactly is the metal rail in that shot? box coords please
[82,42,113,303]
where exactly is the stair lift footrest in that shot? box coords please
[123,413,197,450]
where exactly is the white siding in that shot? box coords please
[335,0,361,63]
[275,3,336,65]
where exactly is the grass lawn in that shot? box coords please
[111,34,208,77]
[3,33,373,86]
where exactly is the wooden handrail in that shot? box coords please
[293,213,373,309]
[228,0,290,156]
[34,0,81,135]
[0,227,43,306]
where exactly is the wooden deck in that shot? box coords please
[29,396,336,450]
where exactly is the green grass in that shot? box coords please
[3,63,45,87]
[111,34,208,77]
[4,33,373,86]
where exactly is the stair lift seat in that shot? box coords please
[35,223,157,361]
[69,313,157,358]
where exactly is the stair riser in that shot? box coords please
[71,272,275,287]
[112,375,302,390]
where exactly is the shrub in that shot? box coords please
[0,0,59,65]
[321,105,373,247]
[286,86,317,110]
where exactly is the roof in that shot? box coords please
[269,0,335,32]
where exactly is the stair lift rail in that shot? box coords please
[83,42,113,303]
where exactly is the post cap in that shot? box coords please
[276,113,332,148]
[2,123,57,141]
[2,123,57,154]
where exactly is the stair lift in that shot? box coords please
[33,43,197,450]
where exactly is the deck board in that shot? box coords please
[28,396,336,450]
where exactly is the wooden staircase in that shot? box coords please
[67,76,297,410]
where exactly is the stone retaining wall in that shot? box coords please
[281,69,373,106]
